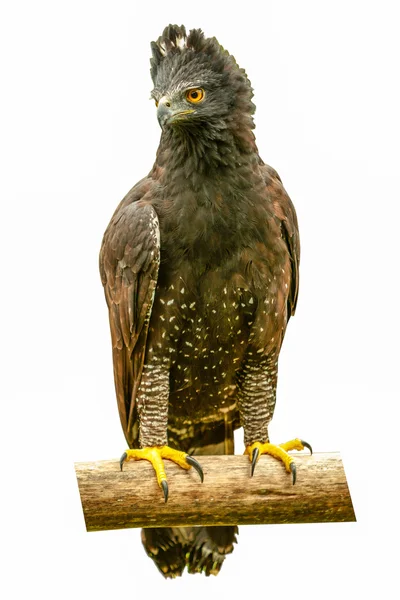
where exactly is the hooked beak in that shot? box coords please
[157,103,195,128]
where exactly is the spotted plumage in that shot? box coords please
[100,24,300,577]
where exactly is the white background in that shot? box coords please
[1,0,399,598]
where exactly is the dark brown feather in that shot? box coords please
[261,163,300,317]
[100,194,160,447]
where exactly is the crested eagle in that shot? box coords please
[99,24,310,577]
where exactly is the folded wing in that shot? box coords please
[99,197,160,447]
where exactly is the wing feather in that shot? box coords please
[100,192,160,447]
[261,163,300,317]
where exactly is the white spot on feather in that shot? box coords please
[176,35,186,49]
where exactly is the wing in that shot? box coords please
[261,163,300,318]
[99,186,160,448]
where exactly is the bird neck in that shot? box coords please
[152,121,259,191]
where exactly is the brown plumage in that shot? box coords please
[99,25,300,577]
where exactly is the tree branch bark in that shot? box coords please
[75,452,356,531]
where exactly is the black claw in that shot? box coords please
[161,480,169,503]
[301,440,313,455]
[186,455,204,483]
[290,462,296,485]
[120,452,127,471]
[251,447,260,477]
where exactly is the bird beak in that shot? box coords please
[157,102,195,128]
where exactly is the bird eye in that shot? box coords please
[186,88,205,103]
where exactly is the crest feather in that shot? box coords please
[150,24,207,82]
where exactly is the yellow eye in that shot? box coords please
[186,88,205,103]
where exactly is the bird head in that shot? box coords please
[150,25,256,145]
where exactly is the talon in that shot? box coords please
[246,437,311,484]
[186,455,204,483]
[118,445,202,500]
[290,462,296,485]
[161,480,169,503]
[120,452,127,471]
[301,440,313,455]
[251,447,260,477]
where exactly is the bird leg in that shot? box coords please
[245,438,312,484]
[120,359,202,501]
[120,446,203,502]
[237,351,311,484]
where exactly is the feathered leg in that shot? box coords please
[120,359,203,502]
[237,352,311,482]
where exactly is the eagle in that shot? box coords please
[99,24,311,577]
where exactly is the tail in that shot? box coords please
[141,415,239,577]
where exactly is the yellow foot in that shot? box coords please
[245,438,312,484]
[120,446,204,502]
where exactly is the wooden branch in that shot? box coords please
[75,453,356,532]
